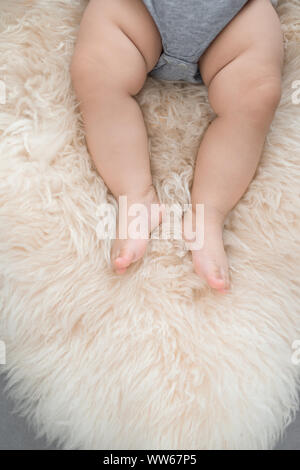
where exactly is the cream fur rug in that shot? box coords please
[0,0,299,450]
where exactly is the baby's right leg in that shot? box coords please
[70,0,163,274]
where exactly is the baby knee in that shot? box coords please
[70,37,147,98]
[70,50,94,98]
[210,70,282,125]
[241,76,282,123]
[70,47,109,96]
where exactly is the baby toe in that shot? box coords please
[113,251,134,272]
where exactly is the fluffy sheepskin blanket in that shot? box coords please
[0,0,299,450]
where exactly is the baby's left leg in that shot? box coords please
[187,0,283,293]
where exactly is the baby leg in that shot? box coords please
[187,0,283,292]
[70,0,163,274]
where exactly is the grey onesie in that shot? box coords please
[142,0,279,84]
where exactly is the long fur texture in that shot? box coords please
[0,0,299,450]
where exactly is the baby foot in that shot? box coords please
[111,186,163,274]
[183,206,230,293]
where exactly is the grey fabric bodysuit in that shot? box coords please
[142,0,279,84]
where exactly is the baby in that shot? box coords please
[71,0,283,293]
